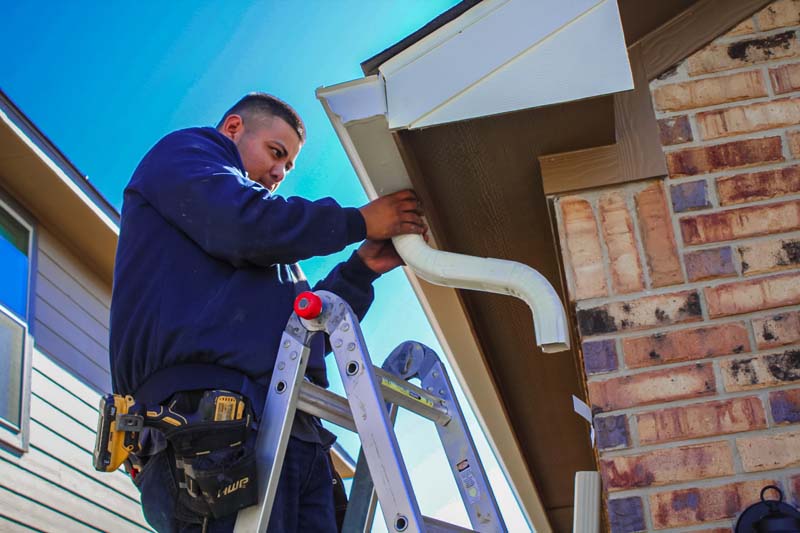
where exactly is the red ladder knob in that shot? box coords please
[294,291,323,319]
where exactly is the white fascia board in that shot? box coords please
[0,107,120,235]
[380,0,631,130]
[413,0,632,128]
[315,76,386,126]
[317,78,391,200]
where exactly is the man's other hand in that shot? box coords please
[357,239,405,275]
[359,190,426,240]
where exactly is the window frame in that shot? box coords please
[0,192,35,453]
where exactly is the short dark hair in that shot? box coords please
[218,92,306,142]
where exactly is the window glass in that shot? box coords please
[0,206,29,319]
[0,311,24,428]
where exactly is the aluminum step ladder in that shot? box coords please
[234,290,506,533]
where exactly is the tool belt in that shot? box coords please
[93,389,259,519]
[169,390,259,519]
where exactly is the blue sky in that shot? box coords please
[2,2,529,530]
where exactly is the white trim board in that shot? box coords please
[380,0,632,129]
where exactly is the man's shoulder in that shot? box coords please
[157,126,229,150]
[143,126,241,167]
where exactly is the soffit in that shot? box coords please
[0,111,118,285]
[395,96,613,531]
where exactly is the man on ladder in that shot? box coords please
[108,92,426,532]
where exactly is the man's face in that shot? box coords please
[222,114,302,193]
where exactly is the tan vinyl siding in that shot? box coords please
[0,348,149,531]
[33,228,111,393]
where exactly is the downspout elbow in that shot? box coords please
[393,234,570,353]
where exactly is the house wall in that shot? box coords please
[34,227,112,393]
[0,225,147,530]
[0,348,149,531]
[553,1,800,531]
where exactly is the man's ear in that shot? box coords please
[219,114,244,141]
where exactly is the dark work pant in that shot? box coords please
[134,436,338,533]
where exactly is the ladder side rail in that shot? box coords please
[312,291,425,533]
[423,359,507,533]
[342,402,399,533]
[234,315,314,533]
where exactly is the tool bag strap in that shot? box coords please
[134,364,267,415]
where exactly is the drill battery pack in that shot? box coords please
[92,394,142,472]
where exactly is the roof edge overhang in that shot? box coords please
[318,79,549,530]
[0,94,120,285]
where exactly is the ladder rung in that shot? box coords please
[422,515,477,533]
[297,381,356,432]
[295,369,451,430]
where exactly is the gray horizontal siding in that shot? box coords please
[34,229,112,393]
[0,348,150,532]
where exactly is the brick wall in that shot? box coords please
[553,2,800,531]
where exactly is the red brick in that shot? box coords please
[687,31,800,76]
[599,193,644,294]
[635,183,683,287]
[653,71,766,112]
[737,429,800,471]
[682,529,732,533]
[623,323,750,368]
[658,115,693,146]
[607,497,645,532]
[685,247,737,282]
[771,388,800,424]
[588,363,715,412]
[793,474,800,507]
[698,98,800,140]
[757,0,800,31]
[560,197,607,300]
[600,441,734,491]
[705,271,800,318]
[739,237,800,275]
[790,130,800,158]
[637,397,766,445]
[680,200,800,246]
[667,136,783,178]
[717,165,800,205]
[753,310,800,348]
[577,290,702,337]
[650,479,775,529]
[721,349,800,391]
[770,62,800,94]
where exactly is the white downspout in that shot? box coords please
[318,82,570,353]
[393,234,568,352]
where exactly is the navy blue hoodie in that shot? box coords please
[110,127,378,398]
